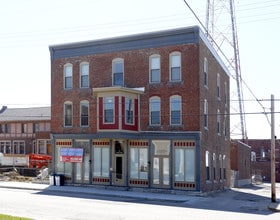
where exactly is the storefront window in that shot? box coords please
[55,147,72,176]
[130,148,148,179]
[175,148,195,182]
[93,147,109,177]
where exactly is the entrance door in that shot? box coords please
[152,156,170,187]
[112,140,126,185]
[74,153,90,184]
[74,140,90,184]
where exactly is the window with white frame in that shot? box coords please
[170,52,181,81]
[64,64,73,89]
[150,55,160,83]
[204,57,208,87]
[125,97,134,124]
[150,97,160,125]
[170,95,182,125]
[0,124,9,133]
[80,100,89,127]
[93,147,109,177]
[204,99,208,128]
[80,62,89,88]
[174,148,195,182]
[223,155,226,179]
[219,154,222,180]
[217,109,221,134]
[205,151,210,181]
[224,82,228,106]
[112,59,124,86]
[13,141,25,154]
[217,73,221,99]
[64,102,73,127]
[104,97,114,123]
[223,111,227,138]
[0,141,11,154]
[213,153,216,180]
[130,148,148,179]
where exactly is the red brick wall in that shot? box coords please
[51,44,202,133]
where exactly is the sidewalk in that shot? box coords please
[0,181,192,202]
[0,180,280,212]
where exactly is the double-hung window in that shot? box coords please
[80,100,89,127]
[125,97,134,124]
[64,64,73,89]
[80,63,89,88]
[170,95,181,125]
[217,73,221,99]
[217,109,221,134]
[204,58,208,87]
[150,97,160,125]
[170,52,181,81]
[64,102,73,127]
[204,99,208,128]
[113,59,124,86]
[150,55,160,83]
[104,97,114,123]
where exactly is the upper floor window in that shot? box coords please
[170,95,182,125]
[204,99,208,128]
[64,101,73,127]
[22,123,28,133]
[223,111,227,138]
[125,97,134,124]
[0,124,10,133]
[205,151,210,181]
[80,62,89,88]
[217,109,221,134]
[204,58,208,87]
[112,59,124,86]
[224,82,228,106]
[150,96,161,125]
[150,55,160,83]
[104,97,114,123]
[170,52,181,82]
[217,73,221,99]
[33,123,40,132]
[80,100,89,127]
[64,64,73,89]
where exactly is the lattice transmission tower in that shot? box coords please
[205,0,246,141]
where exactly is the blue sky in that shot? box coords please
[0,0,279,139]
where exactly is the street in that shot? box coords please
[0,183,279,220]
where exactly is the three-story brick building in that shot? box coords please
[49,26,230,192]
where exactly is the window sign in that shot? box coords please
[60,148,84,163]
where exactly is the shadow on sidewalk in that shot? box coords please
[35,183,277,216]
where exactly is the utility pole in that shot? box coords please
[271,94,276,203]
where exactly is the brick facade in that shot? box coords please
[50,26,230,192]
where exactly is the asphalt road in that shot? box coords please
[0,183,279,220]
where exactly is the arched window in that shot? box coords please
[80,100,89,127]
[64,101,73,127]
[64,63,73,89]
[204,58,208,87]
[217,73,221,99]
[204,99,208,128]
[149,96,160,125]
[170,95,182,125]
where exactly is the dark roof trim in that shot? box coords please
[49,26,200,60]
